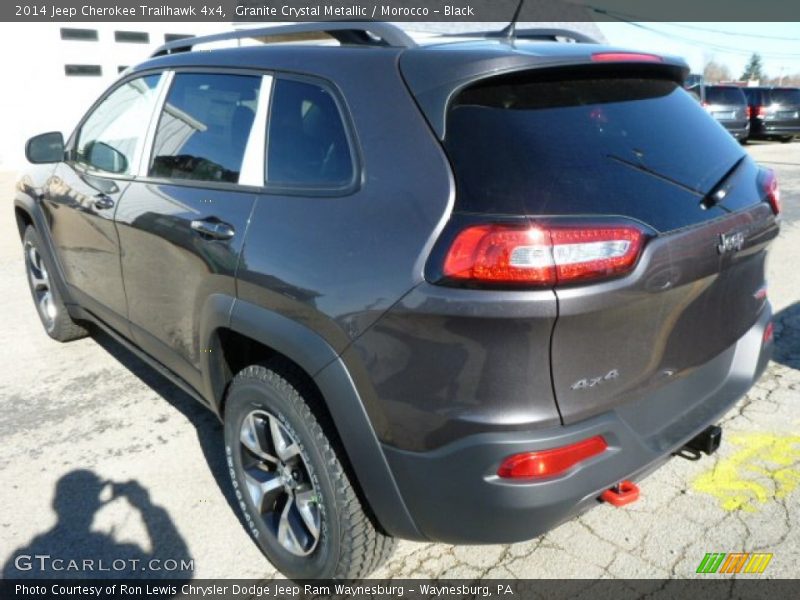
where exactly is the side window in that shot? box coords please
[267,78,355,188]
[75,74,160,174]
[149,73,261,184]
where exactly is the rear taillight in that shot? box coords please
[442,224,645,286]
[497,436,608,479]
[750,105,767,118]
[591,52,663,63]
[761,168,780,215]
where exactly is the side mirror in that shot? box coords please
[25,132,65,164]
[83,140,128,174]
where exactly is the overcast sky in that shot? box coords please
[597,22,800,79]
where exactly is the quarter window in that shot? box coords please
[149,73,262,184]
[266,79,354,188]
[75,74,161,174]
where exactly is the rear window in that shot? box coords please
[743,88,761,104]
[705,87,746,105]
[444,73,745,230]
[768,88,800,105]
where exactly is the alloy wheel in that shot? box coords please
[238,410,321,556]
[25,242,56,330]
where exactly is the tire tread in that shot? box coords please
[23,226,88,343]
[230,363,395,579]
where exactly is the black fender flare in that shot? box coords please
[202,298,424,541]
[14,192,76,309]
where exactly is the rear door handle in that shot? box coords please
[190,219,235,240]
[94,194,114,210]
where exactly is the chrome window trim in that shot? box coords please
[240,74,274,187]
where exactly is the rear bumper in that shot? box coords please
[384,306,772,544]
[722,123,750,139]
[751,120,800,137]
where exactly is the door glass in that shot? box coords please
[266,78,354,187]
[75,74,161,174]
[149,73,261,184]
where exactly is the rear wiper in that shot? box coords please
[608,153,703,197]
[699,155,747,211]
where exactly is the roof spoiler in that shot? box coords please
[448,28,599,44]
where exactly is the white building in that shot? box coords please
[0,21,603,169]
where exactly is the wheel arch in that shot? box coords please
[201,298,424,541]
[14,205,34,239]
[14,194,77,308]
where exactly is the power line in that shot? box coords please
[590,8,800,42]
[593,10,800,59]
[655,21,800,42]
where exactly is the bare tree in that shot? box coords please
[766,73,800,86]
[703,60,732,83]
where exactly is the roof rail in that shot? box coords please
[447,28,599,44]
[150,22,417,57]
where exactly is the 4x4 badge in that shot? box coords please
[571,369,620,391]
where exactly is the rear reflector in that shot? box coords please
[761,168,780,215]
[591,52,663,63]
[497,436,608,479]
[442,224,644,286]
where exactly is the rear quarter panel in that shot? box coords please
[236,51,453,362]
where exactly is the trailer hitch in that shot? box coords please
[675,425,722,461]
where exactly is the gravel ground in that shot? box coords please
[1,141,798,580]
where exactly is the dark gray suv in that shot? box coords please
[743,86,800,142]
[688,84,750,140]
[15,23,780,579]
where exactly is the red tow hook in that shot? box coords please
[601,480,640,507]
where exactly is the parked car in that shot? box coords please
[689,84,750,141]
[743,86,800,142]
[14,23,780,579]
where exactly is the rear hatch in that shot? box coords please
[435,65,779,423]
[765,88,800,130]
[705,86,748,128]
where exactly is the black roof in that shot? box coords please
[131,37,689,138]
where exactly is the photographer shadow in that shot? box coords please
[2,470,192,580]
[773,302,800,371]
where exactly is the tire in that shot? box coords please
[223,362,395,579]
[780,136,794,143]
[22,226,88,342]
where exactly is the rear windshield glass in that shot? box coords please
[768,88,800,105]
[706,87,746,105]
[444,74,745,224]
